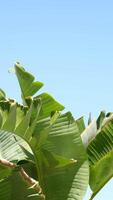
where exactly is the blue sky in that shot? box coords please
[0,0,113,199]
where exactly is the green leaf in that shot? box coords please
[33,112,89,200]
[14,62,44,99]
[32,112,60,148]
[34,93,64,119]
[87,118,113,199]
[0,130,33,163]
[0,130,34,181]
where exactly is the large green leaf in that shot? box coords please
[32,112,89,200]
[0,130,33,163]
[0,130,34,180]
[87,118,113,199]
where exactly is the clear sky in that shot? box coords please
[0,0,113,199]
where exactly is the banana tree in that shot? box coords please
[0,63,89,200]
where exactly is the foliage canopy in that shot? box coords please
[0,63,113,200]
